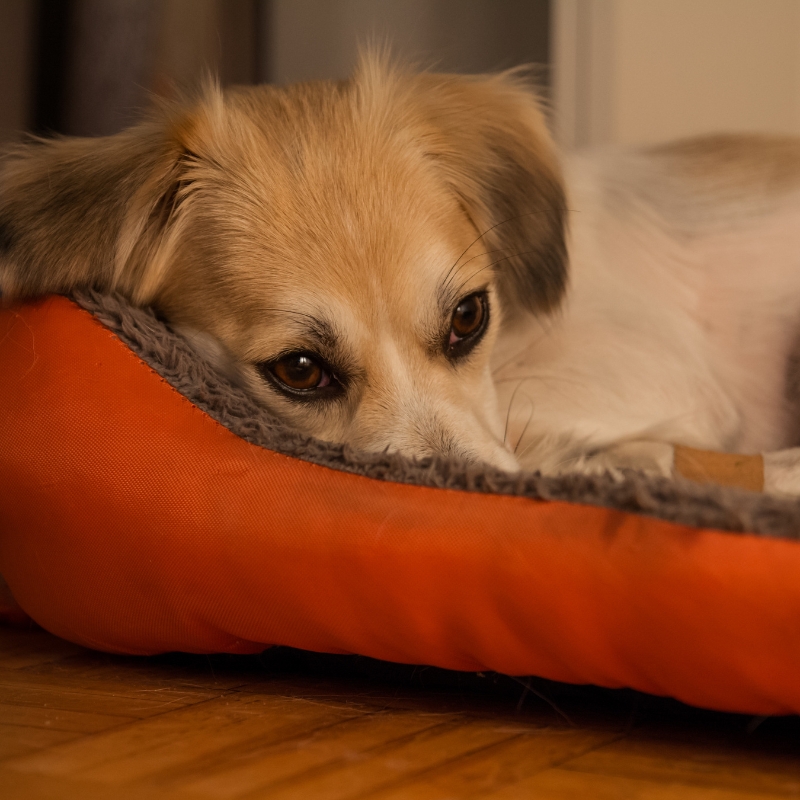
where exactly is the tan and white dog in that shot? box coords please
[2,55,800,493]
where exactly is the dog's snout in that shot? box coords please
[348,395,519,471]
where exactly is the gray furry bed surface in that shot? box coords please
[73,290,800,539]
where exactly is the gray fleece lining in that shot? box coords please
[72,290,800,539]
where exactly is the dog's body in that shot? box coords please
[499,140,800,490]
[3,56,800,492]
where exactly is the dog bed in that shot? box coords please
[2,293,800,716]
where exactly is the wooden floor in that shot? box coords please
[2,625,800,798]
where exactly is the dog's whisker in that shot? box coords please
[452,252,539,299]
[450,209,569,269]
[512,440,536,462]
[450,249,542,299]
[502,379,527,445]
[442,208,570,292]
[441,248,506,295]
[514,396,535,455]
[440,248,499,298]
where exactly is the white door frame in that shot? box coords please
[550,0,615,149]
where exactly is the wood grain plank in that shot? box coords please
[561,737,800,797]
[365,729,621,799]
[239,719,520,800]
[0,662,223,697]
[0,702,136,733]
[483,766,790,799]
[6,692,363,782]
[173,710,449,798]
[1,767,207,800]
[2,628,800,800]
[0,724,81,761]
[0,676,221,718]
[0,654,236,703]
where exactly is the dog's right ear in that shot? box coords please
[407,69,568,318]
[0,92,219,305]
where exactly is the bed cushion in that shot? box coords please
[2,294,800,716]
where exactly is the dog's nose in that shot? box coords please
[348,388,520,472]
[384,438,520,472]
[367,424,520,472]
[418,418,520,472]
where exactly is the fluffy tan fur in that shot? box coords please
[0,55,564,469]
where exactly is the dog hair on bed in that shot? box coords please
[4,52,800,493]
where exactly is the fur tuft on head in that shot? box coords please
[0,54,566,319]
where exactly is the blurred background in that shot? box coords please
[2,0,800,148]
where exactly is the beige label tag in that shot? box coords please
[674,446,764,492]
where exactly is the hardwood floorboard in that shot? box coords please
[0,701,136,733]
[1,625,798,799]
[560,734,800,796]
[8,694,362,781]
[0,723,81,760]
[485,767,790,799]
[2,769,209,800]
[0,671,221,718]
[170,710,446,798]
[236,718,520,800]
[363,729,621,799]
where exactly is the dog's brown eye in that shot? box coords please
[268,353,332,392]
[451,294,485,340]
[447,292,488,360]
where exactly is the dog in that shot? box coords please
[3,53,800,493]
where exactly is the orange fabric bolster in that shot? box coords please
[1,297,800,718]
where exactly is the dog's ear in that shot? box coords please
[0,90,220,305]
[414,71,567,316]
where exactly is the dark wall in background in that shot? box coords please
[1,0,260,139]
[35,0,261,137]
[0,1,36,142]
[1,0,550,141]
[267,0,550,86]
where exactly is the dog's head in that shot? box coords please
[0,55,566,469]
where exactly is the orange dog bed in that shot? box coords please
[2,294,800,716]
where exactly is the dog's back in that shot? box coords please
[498,134,800,471]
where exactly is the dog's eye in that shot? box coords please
[451,294,485,339]
[273,354,329,390]
[258,352,337,397]
[447,291,488,359]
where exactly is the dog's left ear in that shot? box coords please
[0,87,223,306]
[415,71,567,317]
